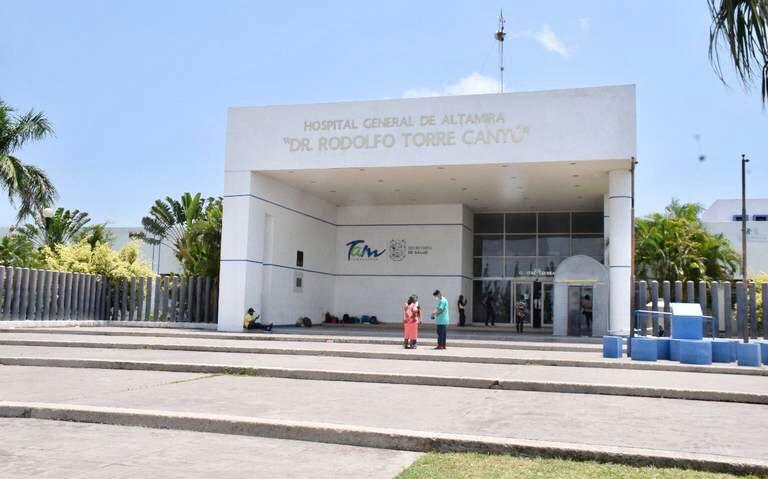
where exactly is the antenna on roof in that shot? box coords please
[495,9,506,93]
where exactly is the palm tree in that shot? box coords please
[635,199,740,281]
[0,100,58,222]
[132,193,212,261]
[708,0,768,105]
[20,207,91,248]
[180,197,222,278]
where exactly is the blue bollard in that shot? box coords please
[656,337,671,360]
[737,342,762,367]
[671,315,704,340]
[711,339,738,363]
[760,341,768,365]
[602,336,623,358]
[670,339,681,361]
[630,337,658,361]
[679,339,712,365]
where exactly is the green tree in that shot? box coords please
[20,207,91,248]
[74,222,116,248]
[635,199,740,281]
[180,197,222,278]
[0,100,57,222]
[709,0,768,105]
[132,193,211,258]
[0,233,40,268]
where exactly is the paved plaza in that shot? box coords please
[0,327,766,477]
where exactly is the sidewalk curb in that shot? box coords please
[2,356,766,404]
[0,338,763,376]
[0,328,607,352]
[0,401,765,476]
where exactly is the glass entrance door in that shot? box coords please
[567,285,594,336]
[473,280,511,324]
[511,282,532,325]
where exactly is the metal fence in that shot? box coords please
[634,280,766,339]
[0,267,218,323]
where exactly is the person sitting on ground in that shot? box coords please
[243,308,273,331]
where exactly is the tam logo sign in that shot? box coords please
[346,240,386,260]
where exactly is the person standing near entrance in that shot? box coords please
[580,294,593,336]
[514,300,526,333]
[402,294,420,349]
[457,295,467,326]
[483,293,496,326]
[431,290,449,349]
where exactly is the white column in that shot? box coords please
[608,169,632,335]
[603,193,610,266]
[218,171,265,332]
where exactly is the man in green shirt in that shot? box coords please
[431,290,449,349]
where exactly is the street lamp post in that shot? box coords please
[41,207,54,247]
[740,154,749,343]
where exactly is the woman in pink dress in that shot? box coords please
[403,294,420,349]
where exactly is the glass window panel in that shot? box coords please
[572,235,604,261]
[473,235,503,256]
[473,280,511,323]
[505,213,536,233]
[572,212,604,234]
[539,235,571,256]
[473,257,503,278]
[538,213,570,233]
[474,214,503,233]
[504,257,537,277]
[504,235,536,256]
[538,256,566,274]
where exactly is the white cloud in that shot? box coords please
[577,17,591,31]
[402,73,501,99]
[534,25,569,57]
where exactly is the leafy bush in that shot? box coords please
[0,234,41,268]
[39,240,154,279]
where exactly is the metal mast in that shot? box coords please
[495,9,506,93]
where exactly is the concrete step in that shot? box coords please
[0,417,418,479]
[0,327,610,351]
[2,344,768,402]
[0,333,764,376]
[1,366,767,475]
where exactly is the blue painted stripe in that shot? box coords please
[220,259,470,280]
[340,223,472,232]
[224,193,336,226]
[224,193,473,232]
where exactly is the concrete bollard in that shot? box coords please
[674,280,683,303]
[630,337,657,361]
[711,339,737,363]
[679,339,712,365]
[602,336,622,358]
[686,281,695,303]
[748,282,757,339]
[737,342,762,367]
[723,281,732,337]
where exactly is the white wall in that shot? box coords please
[702,199,768,222]
[226,85,636,172]
[218,173,473,329]
[219,172,338,330]
[703,221,768,276]
[334,204,468,323]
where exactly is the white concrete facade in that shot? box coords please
[702,199,768,277]
[220,85,637,334]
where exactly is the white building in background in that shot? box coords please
[702,199,768,277]
[108,227,181,275]
[218,85,637,335]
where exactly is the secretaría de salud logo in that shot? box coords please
[389,239,407,261]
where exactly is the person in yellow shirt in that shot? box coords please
[243,308,273,331]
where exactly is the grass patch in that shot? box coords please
[395,453,763,479]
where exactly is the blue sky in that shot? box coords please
[1,0,766,226]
